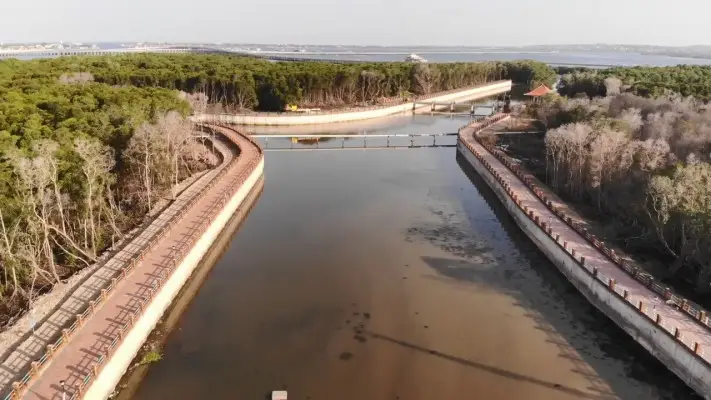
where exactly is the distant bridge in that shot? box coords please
[0,46,362,63]
[0,46,230,59]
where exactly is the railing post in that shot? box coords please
[30,361,39,376]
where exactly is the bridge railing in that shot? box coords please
[2,127,263,400]
[458,115,711,367]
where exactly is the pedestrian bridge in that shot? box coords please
[412,100,497,114]
[195,131,463,150]
[252,133,459,150]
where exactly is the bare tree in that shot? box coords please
[604,77,622,97]
[58,72,95,85]
[412,64,438,95]
[126,123,160,211]
[75,138,116,255]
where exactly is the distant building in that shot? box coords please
[404,53,428,63]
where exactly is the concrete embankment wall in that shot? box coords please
[192,80,512,126]
[457,125,711,399]
[83,141,264,400]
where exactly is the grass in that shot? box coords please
[139,351,163,365]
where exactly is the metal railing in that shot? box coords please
[3,127,264,400]
[458,116,710,366]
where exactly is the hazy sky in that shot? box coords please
[2,0,708,46]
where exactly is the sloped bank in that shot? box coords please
[457,116,711,399]
[81,127,265,400]
[191,80,512,126]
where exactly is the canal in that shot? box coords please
[126,115,698,400]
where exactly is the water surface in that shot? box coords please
[129,116,698,400]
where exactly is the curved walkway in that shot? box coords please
[459,117,711,368]
[192,81,512,126]
[1,127,261,400]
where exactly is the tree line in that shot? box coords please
[4,55,556,112]
[527,93,711,292]
[554,65,711,101]
[0,53,555,325]
[0,59,214,324]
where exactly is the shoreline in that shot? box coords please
[192,81,512,126]
[457,115,711,398]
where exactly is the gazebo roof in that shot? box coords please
[524,85,553,97]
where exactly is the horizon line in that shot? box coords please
[1,41,710,48]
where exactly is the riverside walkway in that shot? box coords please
[459,117,711,393]
[0,127,261,399]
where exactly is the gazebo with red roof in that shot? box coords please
[524,85,553,102]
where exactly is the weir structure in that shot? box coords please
[0,127,264,400]
[457,115,711,399]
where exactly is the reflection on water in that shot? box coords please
[244,112,472,136]
[250,115,465,150]
[130,116,698,400]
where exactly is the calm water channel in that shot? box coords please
[127,115,699,400]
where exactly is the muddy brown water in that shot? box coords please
[127,116,699,400]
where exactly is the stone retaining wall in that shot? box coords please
[457,116,711,399]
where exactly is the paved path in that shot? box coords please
[460,122,711,366]
[1,127,260,400]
